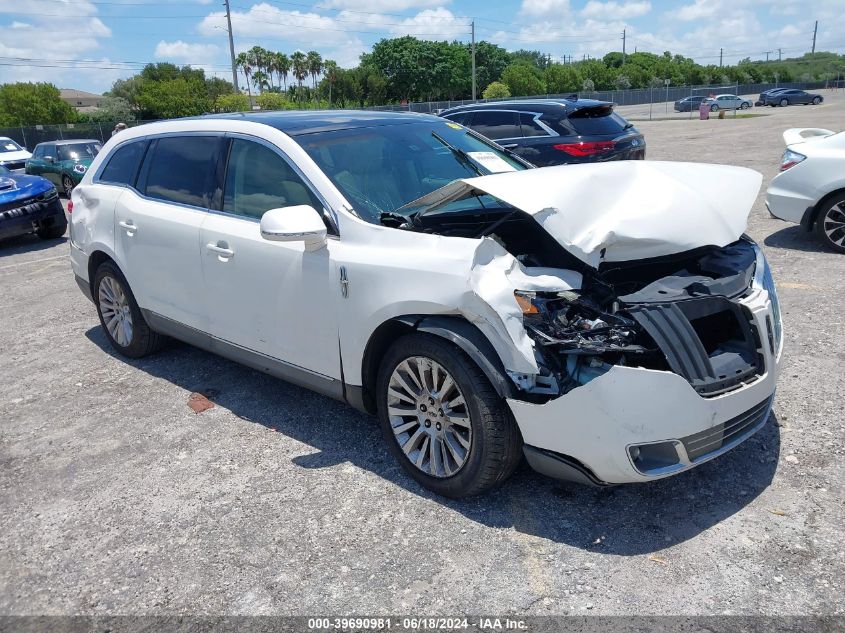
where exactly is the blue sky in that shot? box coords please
[1,0,842,94]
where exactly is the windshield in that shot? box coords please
[1,140,23,154]
[293,120,525,223]
[58,142,101,161]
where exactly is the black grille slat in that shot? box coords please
[681,397,772,461]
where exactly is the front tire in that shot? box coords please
[780,98,789,107]
[62,175,74,198]
[93,261,164,358]
[36,217,67,240]
[740,102,750,109]
[376,333,522,498]
[812,96,822,105]
[815,193,845,254]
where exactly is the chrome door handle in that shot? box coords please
[206,242,234,258]
[501,143,518,149]
[118,220,137,233]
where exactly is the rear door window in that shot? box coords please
[566,106,628,136]
[139,136,219,208]
[444,112,471,125]
[519,113,549,137]
[100,140,146,186]
[469,111,521,140]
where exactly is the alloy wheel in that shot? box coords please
[98,275,134,347]
[822,201,845,249]
[62,175,74,198]
[386,356,472,478]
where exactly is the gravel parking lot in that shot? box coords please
[1,95,843,618]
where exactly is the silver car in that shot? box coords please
[708,94,753,111]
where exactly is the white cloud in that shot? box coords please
[670,0,718,22]
[580,0,651,20]
[318,0,447,11]
[389,7,468,39]
[154,40,219,61]
[519,0,570,17]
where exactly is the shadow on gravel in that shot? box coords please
[764,225,829,253]
[0,234,66,257]
[86,326,780,557]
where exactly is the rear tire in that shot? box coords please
[814,193,845,254]
[376,333,522,498]
[740,102,750,109]
[93,261,164,358]
[710,104,718,112]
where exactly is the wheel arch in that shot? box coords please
[358,314,515,414]
[87,249,121,297]
[802,187,845,232]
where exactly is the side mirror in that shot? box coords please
[260,205,327,251]
[44,156,54,163]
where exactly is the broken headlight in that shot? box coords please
[514,289,644,354]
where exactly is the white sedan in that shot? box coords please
[766,128,845,253]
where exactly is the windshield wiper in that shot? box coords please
[431,131,484,177]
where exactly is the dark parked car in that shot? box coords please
[25,139,101,197]
[674,95,709,112]
[761,89,824,107]
[0,165,66,242]
[755,88,787,106]
[439,98,645,167]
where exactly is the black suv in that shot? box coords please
[439,98,645,167]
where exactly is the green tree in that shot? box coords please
[291,51,308,92]
[236,52,253,100]
[501,63,545,96]
[215,93,250,112]
[256,92,288,110]
[482,81,510,99]
[306,51,323,89]
[472,41,511,93]
[544,64,582,93]
[86,96,135,123]
[0,83,78,126]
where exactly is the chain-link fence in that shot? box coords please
[2,79,843,149]
[0,120,156,150]
[364,79,843,114]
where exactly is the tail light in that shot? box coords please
[780,149,806,171]
[67,200,73,214]
[553,141,615,157]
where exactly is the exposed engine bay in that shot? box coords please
[406,205,765,401]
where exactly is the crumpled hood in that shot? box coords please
[413,161,762,268]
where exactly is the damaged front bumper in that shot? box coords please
[507,252,783,485]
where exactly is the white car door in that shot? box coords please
[199,136,340,380]
[114,135,221,332]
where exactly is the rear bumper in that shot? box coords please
[508,285,782,485]
[766,180,815,225]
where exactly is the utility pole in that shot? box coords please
[764,50,772,62]
[719,47,723,67]
[622,28,626,64]
[811,20,818,55]
[223,0,238,92]
[778,48,782,61]
[471,20,477,101]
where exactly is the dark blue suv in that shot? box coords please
[439,98,645,167]
[0,165,66,242]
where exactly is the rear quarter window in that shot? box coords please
[99,140,146,186]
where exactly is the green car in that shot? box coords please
[26,139,102,198]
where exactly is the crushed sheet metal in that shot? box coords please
[460,238,582,375]
[407,161,762,268]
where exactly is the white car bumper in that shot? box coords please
[766,185,814,225]
[507,284,782,485]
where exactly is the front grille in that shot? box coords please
[681,396,773,461]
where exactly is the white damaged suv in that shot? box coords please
[69,111,782,497]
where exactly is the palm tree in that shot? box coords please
[275,52,290,92]
[323,59,338,106]
[306,50,323,89]
[235,51,253,101]
[291,51,308,101]
[248,46,269,93]
[252,70,270,94]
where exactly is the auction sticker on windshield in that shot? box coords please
[467,151,518,173]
